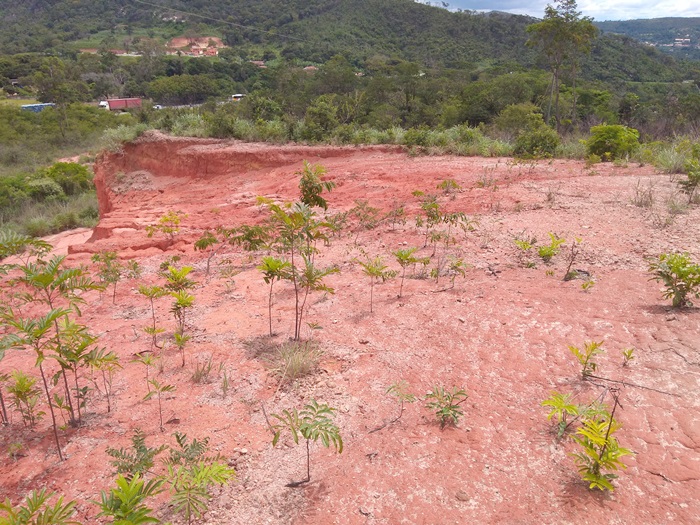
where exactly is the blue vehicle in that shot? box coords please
[20,103,56,113]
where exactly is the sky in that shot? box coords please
[444,1,700,22]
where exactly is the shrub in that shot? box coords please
[51,211,80,232]
[171,113,208,137]
[26,178,65,201]
[493,103,542,140]
[23,217,52,237]
[42,162,93,195]
[584,125,640,161]
[648,252,700,307]
[514,121,560,158]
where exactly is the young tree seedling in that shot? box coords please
[257,256,291,336]
[425,385,469,429]
[357,256,397,313]
[144,379,175,432]
[569,341,604,379]
[271,400,343,486]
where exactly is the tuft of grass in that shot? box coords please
[191,356,215,384]
[266,341,323,384]
[100,124,150,153]
[630,180,655,208]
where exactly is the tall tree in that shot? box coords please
[526,1,597,130]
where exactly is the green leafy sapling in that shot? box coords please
[678,158,700,203]
[298,161,335,211]
[384,381,416,426]
[1,307,73,461]
[91,251,124,304]
[0,371,9,425]
[648,252,700,307]
[7,370,44,428]
[143,379,176,431]
[257,256,291,336]
[437,178,462,197]
[133,352,158,392]
[146,210,187,242]
[194,231,222,277]
[425,385,469,429]
[163,265,196,293]
[569,341,604,379]
[571,396,632,491]
[163,432,235,524]
[541,391,581,438]
[106,428,168,479]
[621,348,635,367]
[357,256,397,313]
[349,200,381,243]
[393,247,422,297]
[538,232,565,262]
[445,256,468,289]
[171,290,195,339]
[0,488,79,525]
[271,400,343,486]
[138,285,167,350]
[513,233,537,268]
[86,347,121,413]
[295,255,338,340]
[97,474,164,524]
[173,331,191,368]
[383,204,407,230]
[166,462,234,524]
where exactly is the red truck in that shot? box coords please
[101,98,142,111]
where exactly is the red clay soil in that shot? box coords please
[1,131,699,524]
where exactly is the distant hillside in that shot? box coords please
[596,18,700,60]
[0,0,694,82]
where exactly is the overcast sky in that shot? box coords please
[445,1,700,22]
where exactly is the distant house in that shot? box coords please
[303,65,319,72]
[249,60,266,68]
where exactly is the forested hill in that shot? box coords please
[596,18,700,60]
[0,0,538,68]
[0,0,694,82]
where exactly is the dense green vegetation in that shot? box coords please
[1,0,700,238]
[596,18,700,61]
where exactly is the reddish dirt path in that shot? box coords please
[1,132,699,524]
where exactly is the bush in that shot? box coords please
[648,252,700,307]
[51,211,80,232]
[26,178,65,201]
[171,114,208,137]
[584,125,640,161]
[43,162,93,195]
[403,127,429,148]
[514,120,560,158]
[493,103,542,140]
[24,217,52,237]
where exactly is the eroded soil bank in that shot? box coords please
[2,132,699,524]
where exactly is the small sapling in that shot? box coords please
[271,400,343,486]
[425,385,469,428]
[621,348,635,367]
[569,341,604,379]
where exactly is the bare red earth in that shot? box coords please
[1,131,699,524]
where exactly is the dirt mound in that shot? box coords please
[2,134,699,524]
